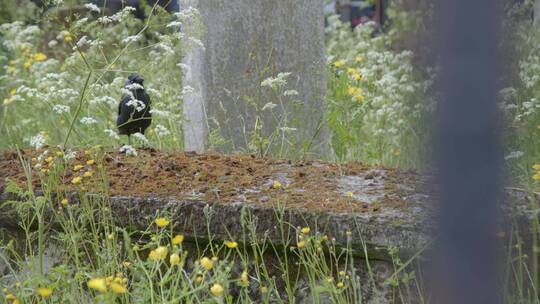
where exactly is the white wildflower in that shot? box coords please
[97,16,113,24]
[283,90,299,96]
[261,102,277,111]
[74,17,88,28]
[104,128,120,140]
[261,72,291,89]
[80,116,98,125]
[181,85,195,95]
[76,36,89,47]
[63,149,77,161]
[149,109,172,118]
[52,104,70,114]
[145,88,162,99]
[48,40,58,48]
[132,132,149,145]
[26,132,46,149]
[126,99,146,112]
[84,3,101,13]
[119,145,137,156]
[176,63,190,73]
[122,35,140,44]
[167,21,182,28]
[155,124,171,137]
[505,151,524,161]
[280,127,297,132]
[125,83,144,91]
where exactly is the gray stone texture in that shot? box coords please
[182,0,328,157]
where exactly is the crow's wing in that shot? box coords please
[118,95,131,115]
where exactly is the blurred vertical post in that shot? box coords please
[535,0,540,23]
[433,0,502,303]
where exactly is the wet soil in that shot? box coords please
[0,148,428,213]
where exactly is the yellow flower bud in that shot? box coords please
[87,278,107,292]
[210,283,224,297]
[170,253,181,265]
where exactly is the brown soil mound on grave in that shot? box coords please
[0,148,426,213]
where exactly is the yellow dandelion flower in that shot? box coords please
[64,32,72,42]
[2,98,12,106]
[260,286,269,294]
[241,270,249,286]
[9,89,16,96]
[107,233,114,240]
[36,287,53,298]
[346,67,356,75]
[55,151,63,157]
[34,53,47,62]
[301,227,310,234]
[170,253,181,265]
[346,231,352,236]
[61,198,69,206]
[155,217,170,227]
[172,234,184,245]
[333,59,346,68]
[23,60,33,69]
[122,261,131,267]
[353,72,362,81]
[148,246,168,261]
[45,156,53,163]
[212,256,219,262]
[200,257,213,270]
[73,164,84,171]
[109,282,127,294]
[224,241,238,249]
[297,241,306,248]
[5,293,16,301]
[345,191,354,198]
[88,278,107,292]
[210,283,224,297]
[86,159,95,165]
[71,176,82,184]
[533,164,540,170]
[339,270,346,276]
[337,282,345,288]
[272,180,282,189]
[196,275,204,283]
[347,86,361,96]
[533,173,540,181]
[354,94,365,103]
[83,171,93,178]
[355,55,363,63]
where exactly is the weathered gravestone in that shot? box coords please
[181,0,328,158]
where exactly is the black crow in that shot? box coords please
[117,74,152,144]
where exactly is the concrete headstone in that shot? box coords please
[181,0,328,157]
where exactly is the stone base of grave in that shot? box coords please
[0,149,538,303]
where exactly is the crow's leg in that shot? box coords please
[128,135,132,146]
